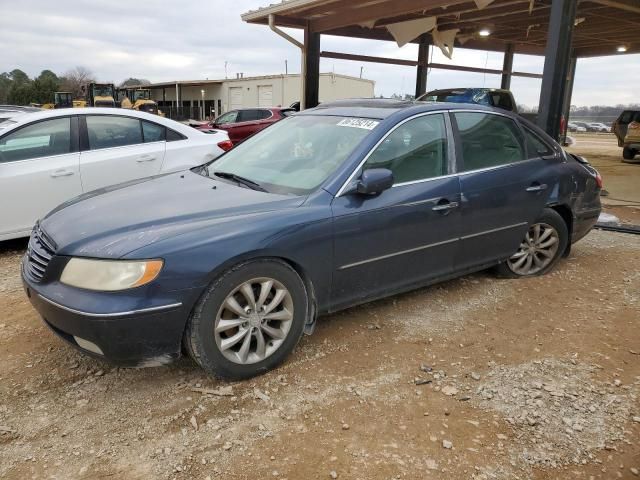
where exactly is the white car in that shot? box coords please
[567,122,586,133]
[588,122,610,133]
[0,108,231,241]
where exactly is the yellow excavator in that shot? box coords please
[118,88,163,116]
[41,92,85,109]
[85,83,116,107]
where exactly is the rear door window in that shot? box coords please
[454,112,525,171]
[0,118,71,162]
[256,109,272,120]
[238,110,260,122]
[86,116,143,150]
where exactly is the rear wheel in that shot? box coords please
[497,209,568,278]
[185,259,307,380]
[623,147,636,160]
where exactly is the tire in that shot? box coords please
[496,208,569,278]
[185,259,308,380]
[623,147,636,160]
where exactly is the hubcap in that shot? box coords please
[507,223,559,276]
[214,277,294,365]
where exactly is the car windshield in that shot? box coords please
[205,115,379,195]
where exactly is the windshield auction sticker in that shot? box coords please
[337,118,380,130]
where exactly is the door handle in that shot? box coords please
[50,170,74,178]
[526,183,548,192]
[432,201,459,212]
[136,155,157,163]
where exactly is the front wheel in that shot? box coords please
[497,209,568,278]
[185,259,308,380]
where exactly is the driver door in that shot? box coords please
[330,113,461,310]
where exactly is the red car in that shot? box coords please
[199,107,294,144]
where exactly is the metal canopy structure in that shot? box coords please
[242,0,639,138]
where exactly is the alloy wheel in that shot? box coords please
[507,223,560,276]
[214,277,294,365]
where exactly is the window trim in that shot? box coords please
[336,110,454,197]
[0,115,78,164]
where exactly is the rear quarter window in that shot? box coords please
[166,128,187,142]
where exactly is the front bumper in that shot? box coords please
[22,259,199,367]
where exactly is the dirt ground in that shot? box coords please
[1,136,639,480]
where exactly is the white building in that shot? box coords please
[144,73,375,120]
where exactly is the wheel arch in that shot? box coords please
[182,250,319,347]
[547,203,573,257]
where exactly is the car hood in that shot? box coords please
[41,170,304,258]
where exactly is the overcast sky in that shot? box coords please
[1,0,638,108]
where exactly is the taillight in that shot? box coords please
[595,171,603,189]
[217,140,233,152]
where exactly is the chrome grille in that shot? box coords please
[26,224,56,282]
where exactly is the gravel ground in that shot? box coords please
[1,228,639,480]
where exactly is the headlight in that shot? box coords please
[60,258,163,291]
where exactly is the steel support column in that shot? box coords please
[537,0,577,139]
[501,44,514,90]
[560,56,577,145]
[303,26,320,109]
[415,34,430,99]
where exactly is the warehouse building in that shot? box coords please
[143,73,375,120]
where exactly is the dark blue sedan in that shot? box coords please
[22,99,602,379]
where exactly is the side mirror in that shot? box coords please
[356,168,394,195]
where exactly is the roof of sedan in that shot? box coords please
[2,107,197,130]
[301,98,495,120]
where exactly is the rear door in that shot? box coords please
[0,116,81,238]
[79,115,166,192]
[331,112,461,309]
[452,111,561,270]
[230,110,264,143]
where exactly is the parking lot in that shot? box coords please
[1,136,639,480]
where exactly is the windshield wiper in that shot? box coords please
[213,171,268,192]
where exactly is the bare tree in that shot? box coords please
[119,78,151,87]
[59,66,95,98]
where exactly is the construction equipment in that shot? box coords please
[54,92,73,109]
[85,83,116,107]
[117,88,162,115]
